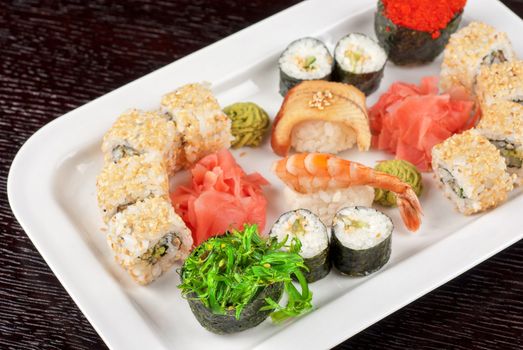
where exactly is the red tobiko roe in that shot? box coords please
[382,0,466,38]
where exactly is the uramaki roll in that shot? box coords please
[476,60,523,107]
[476,100,523,182]
[106,196,193,285]
[440,22,515,94]
[96,153,169,223]
[161,83,232,168]
[432,130,515,215]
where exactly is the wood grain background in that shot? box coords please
[1,1,522,349]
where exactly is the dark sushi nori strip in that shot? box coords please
[178,224,313,334]
[333,68,385,96]
[302,248,331,283]
[186,283,283,335]
[270,209,331,283]
[278,37,333,96]
[331,232,391,276]
[333,33,387,95]
[331,207,393,276]
[374,0,462,65]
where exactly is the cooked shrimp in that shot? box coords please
[273,153,423,231]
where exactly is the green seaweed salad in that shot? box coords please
[178,224,313,326]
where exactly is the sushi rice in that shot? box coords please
[101,109,180,174]
[475,100,523,183]
[161,83,233,169]
[96,153,169,223]
[333,33,387,95]
[331,206,393,276]
[431,130,515,215]
[440,22,515,94]
[106,196,193,285]
[283,186,375,226]
[279,37,333,96]
[270,209,331,282]
[475,60,523,107]
[98,83,233,285]
[290,120,358,154]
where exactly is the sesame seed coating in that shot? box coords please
[432,130,514,214]
[106,196,193,285]
[476,60,523,106]
[161,83,232,167]
[477,100,523,137]
[102,109,180,172]
[440,22,515,93]
[96,153,169,223]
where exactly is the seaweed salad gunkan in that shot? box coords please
[178,224,313,334]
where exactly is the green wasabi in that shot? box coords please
[374,159,423,207]
[223,102,270,149]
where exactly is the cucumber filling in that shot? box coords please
[340,216,369,231]
[501,149,523,168]
[141,234,177,264]
[344,49,370,73]
[482,50,507,65]
[490,140,523,169]
[112,144,140,162]
[291,215,307,236]
[439,168,466,199]
[297,55,317,72]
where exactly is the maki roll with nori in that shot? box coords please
[270,209,331,283]
[333,33,387,95]
[375,0,465,65]
[179,225,313,334]
[331,207,393,276]
[279,37,333,96]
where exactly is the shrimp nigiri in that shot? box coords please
[273,153,423,231]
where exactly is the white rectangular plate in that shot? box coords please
[8,0,523,349]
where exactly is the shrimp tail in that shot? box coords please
[396,187,423,232]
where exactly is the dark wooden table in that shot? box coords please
[1,1,522,349]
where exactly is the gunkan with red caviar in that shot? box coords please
[375,0,466,65]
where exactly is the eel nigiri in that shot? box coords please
[271,80,371,157]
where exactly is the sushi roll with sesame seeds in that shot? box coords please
[102,109,181,173]
[161,83,232,168]
[333,33,387,95]
[106,196,193,285]
[476,101,523,183]
[96,153,169,223]
[475,61,523,107]
[431,130,515,215]
[331,206,393,276]
[278,38,334,96]
[270,209,331,283]
[440,22,516,94]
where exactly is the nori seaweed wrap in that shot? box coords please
[331,207,393,276]
[178,225,313,334]
[374,0,463,65]
[333,33,387,95]
[279,37,333,96]
[270,209,331,283]
[186,283,283,334]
